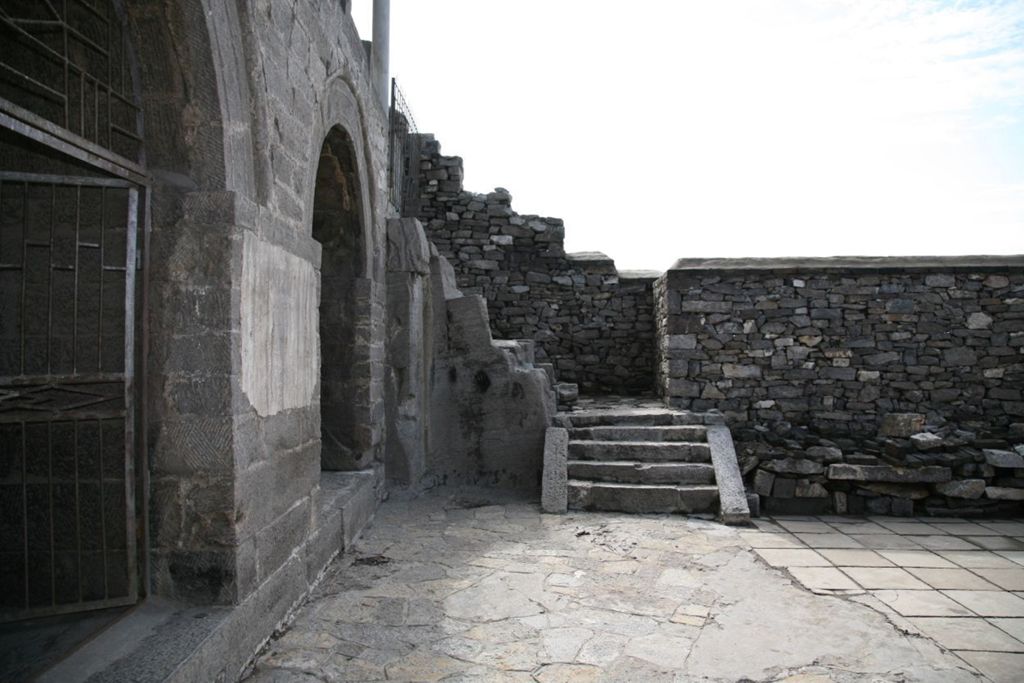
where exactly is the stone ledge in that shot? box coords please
[668,254,1024,273]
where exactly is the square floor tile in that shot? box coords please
[944,590,1024,617]
[914,535,982,551]
[819,549,893,567]
[955,650,1024,683]
[988,618,1024,643]
[754,548,830,567]
[827,521,890,535]
[849,534,922,550]
[751,519,786,533]
[878,550,956,568]
[908,617,1024,652]
[775,520,836,534]
[979,522,1024,536]
[997,551,1024,567]
[872,589,974,617]
[967,536,1024,551]
[927,522,1001,536]
[789,566,861,591]
[841,567,930,590]
[906,568,1000,590]
[940,551,1020,569]
[740,532,805,549]
[875,521,944,535]
[795,533,864,549]
[972,568,1024,591]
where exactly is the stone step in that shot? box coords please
[564,408,706,428]
[567,481,720,514]
[567,460,716,485]
[569,440,711,463]
[569,425,707,443]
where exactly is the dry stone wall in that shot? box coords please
[656,257,1024,516]
[404,135,656,395]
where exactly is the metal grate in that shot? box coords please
[0,0,143,164]
[0,171,138,621]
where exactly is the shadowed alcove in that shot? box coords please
[312,127,367,470]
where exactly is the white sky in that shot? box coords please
[354,1,1024,270]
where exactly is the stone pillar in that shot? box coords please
[372,0,390,110]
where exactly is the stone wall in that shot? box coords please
[132,1,391,678]
[656,256,1024,516]
[404,135,657,396]
[385,218,556,491]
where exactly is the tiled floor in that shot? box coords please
[750,515,1024,682]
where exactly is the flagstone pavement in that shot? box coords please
[245,488,1024,682]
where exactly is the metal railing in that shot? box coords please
[388,78,418,212]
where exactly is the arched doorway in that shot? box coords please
[0,0,144,621]
[312,127,369,470]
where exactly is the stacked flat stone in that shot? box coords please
[656,259,1024,515]
[405,135,656,396]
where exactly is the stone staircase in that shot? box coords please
[544,402,751,524]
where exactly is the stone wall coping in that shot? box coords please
[668,255,1024,274]
[618,270,662,281]
[566,251,615,264]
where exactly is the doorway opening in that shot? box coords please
[311,127,368,470]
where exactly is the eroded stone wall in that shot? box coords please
[656,257,1024,516]
[405,135,656,395]
[385,218,555,491]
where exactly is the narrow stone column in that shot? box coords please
[372,0,390,110]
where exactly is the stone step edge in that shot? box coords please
[567,460,716,485]
[568,426,709,442]
[567,480,720,492]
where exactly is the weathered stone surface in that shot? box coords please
[910,433,944,451]
[966,312,993,330]
[805,446,843,463]
[387,217,432,274]
[860,482,930,500]
[542,428,569,514]
[754,469,775,497]
[934,479,986,499]
[984,449,1024,469]
[985,486,1024,501]
[826,464,952,483]
[762,458,825,475]
[879,414,926,438]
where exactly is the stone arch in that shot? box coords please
[311,125,372,470]
[122,0,256,603]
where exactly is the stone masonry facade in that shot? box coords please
[404,135,657,395]
[656,257,1024,517]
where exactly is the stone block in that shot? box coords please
[722,363,761,379]
[985,486,1024,501]
[763,458,825,475]
[772,478,797,498]
[910,433,944,451]
[943,347,977,366]
[934,479,986,499]
[805,446,843,463]
[386,218,431,274]
[925,274,955,287]
[966,312,993,329]
[879,413,926,438]
[753,469,775,496]
[984,449,1024,469]
[542,428,569,513]
[827,464,951,484]
[860,482,930,500]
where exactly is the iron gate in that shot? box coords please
[0,171,139,621]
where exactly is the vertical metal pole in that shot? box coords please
[372,0,390,111]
